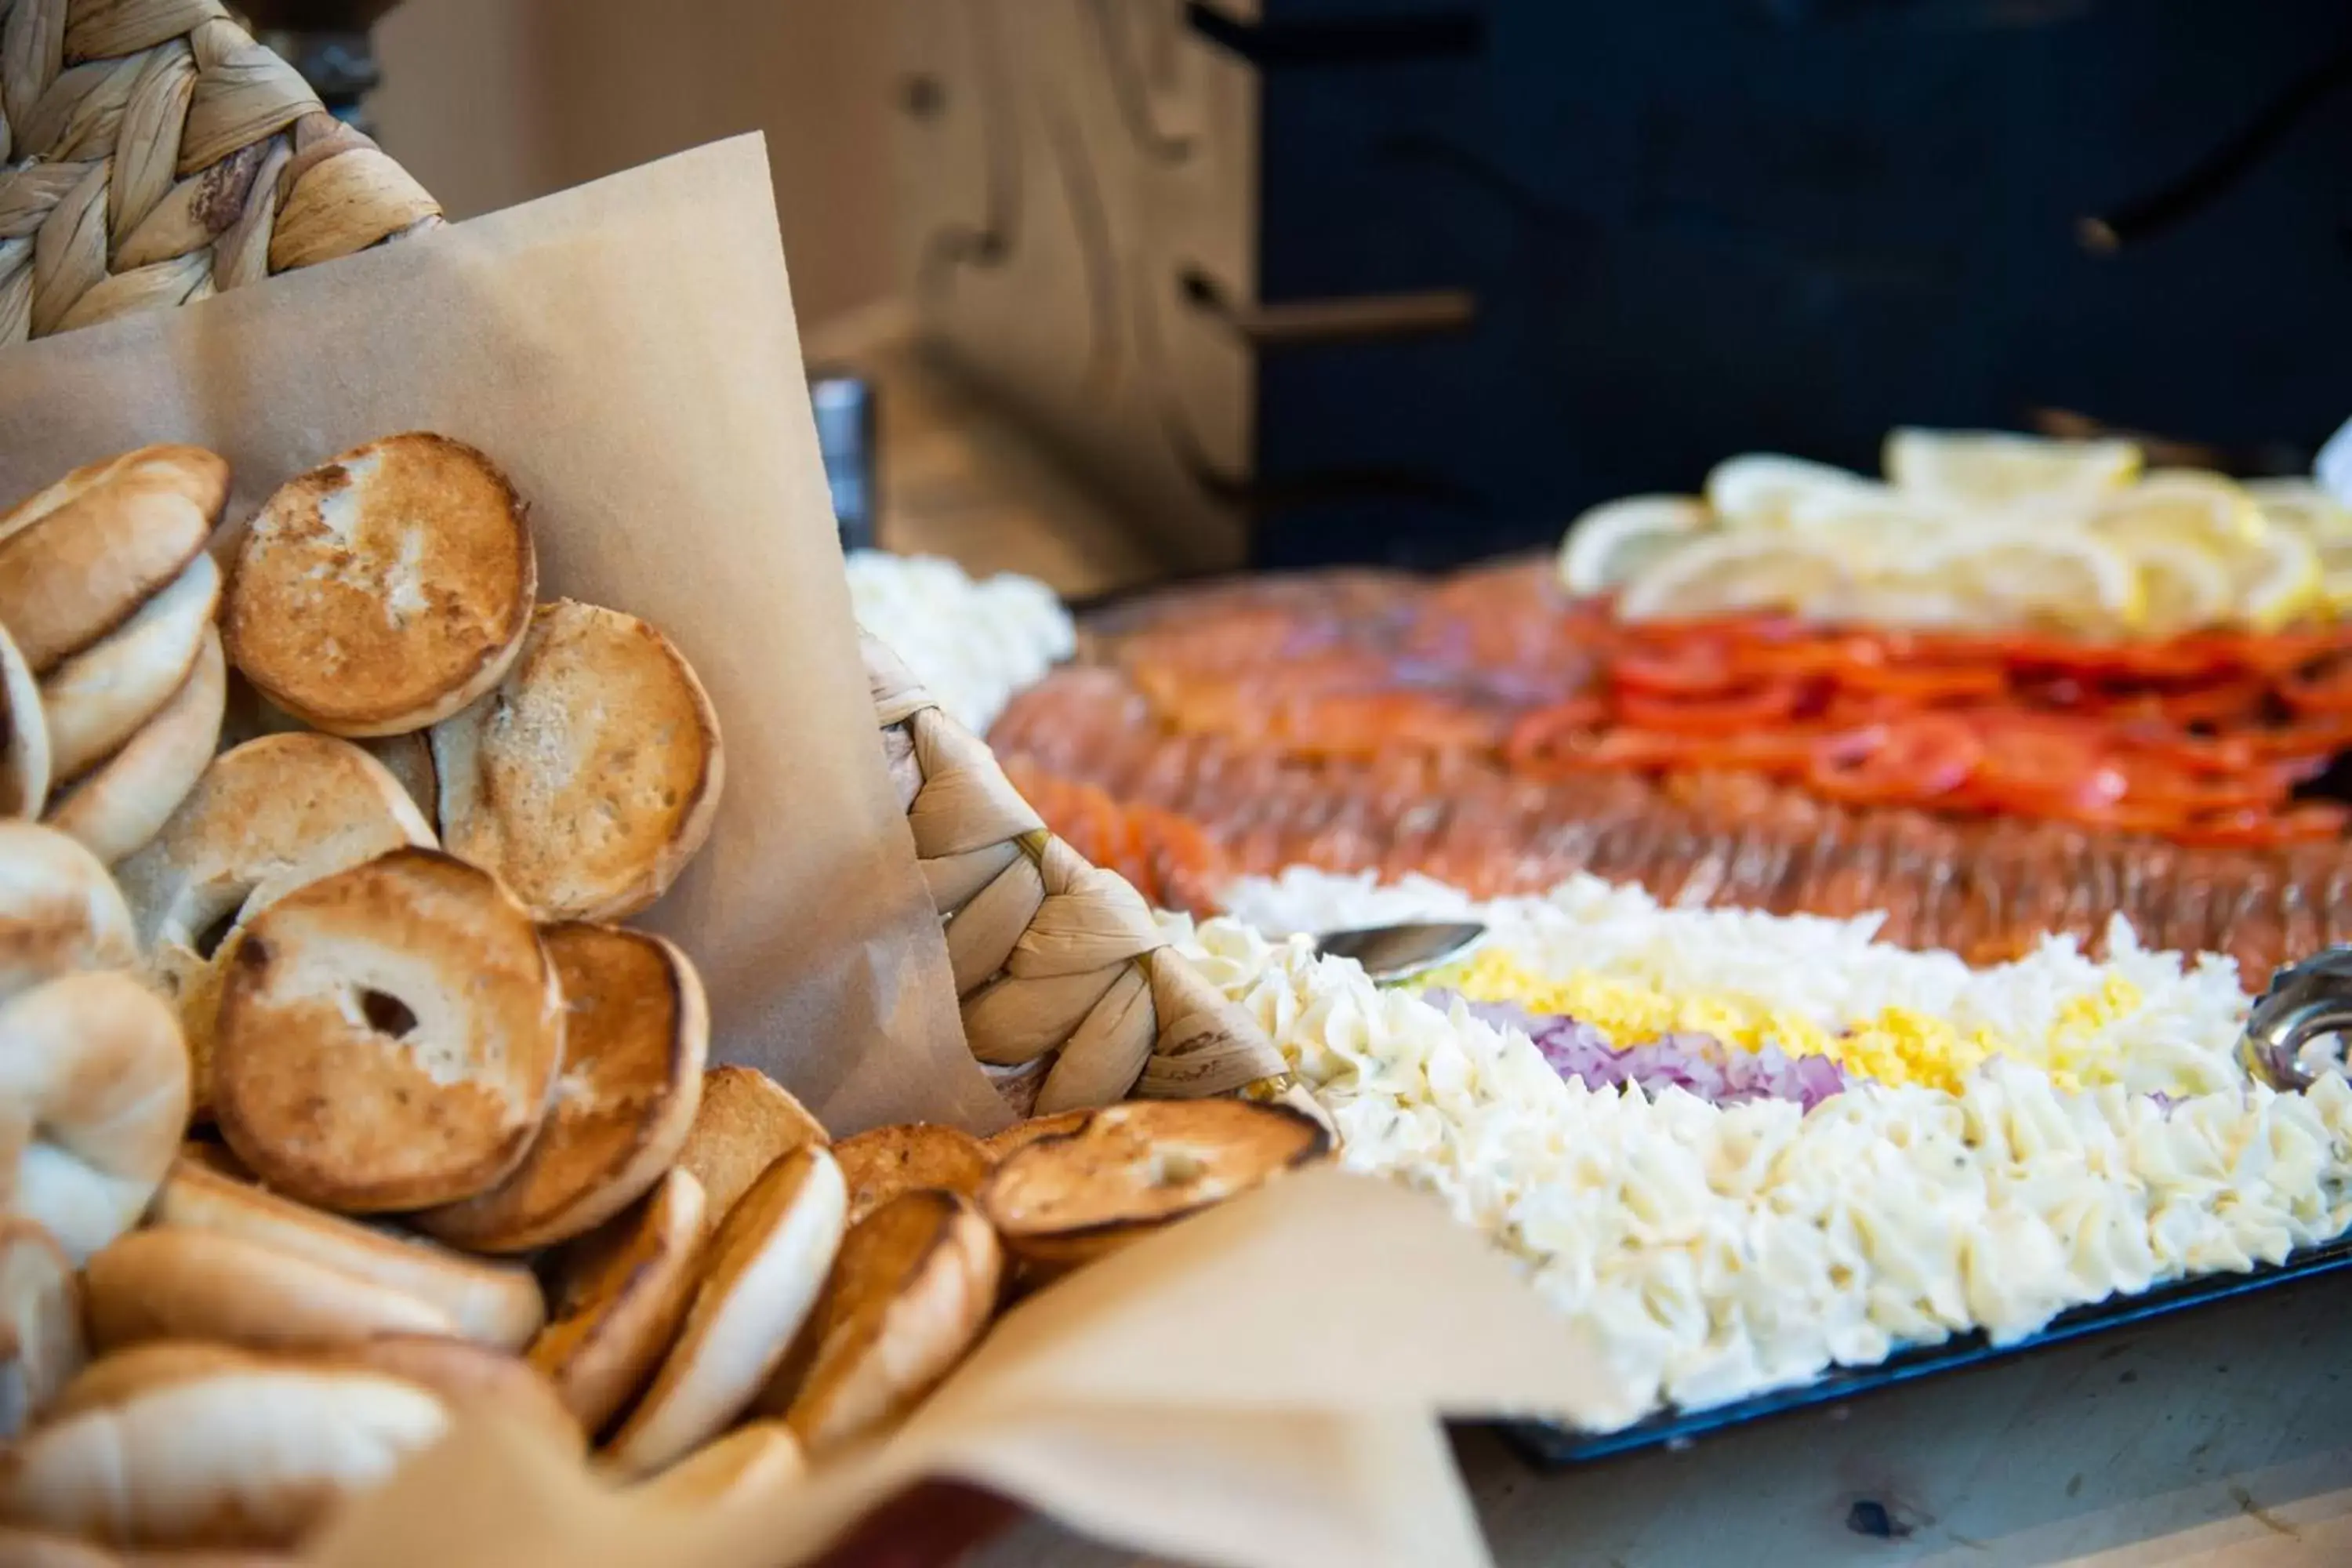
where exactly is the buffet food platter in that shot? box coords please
[838,426,2352,1461]
[1501,1227,2352,1468]
[5,2,2350,1553]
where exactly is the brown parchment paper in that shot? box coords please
[0,135,1007,1134]
[310,1167,1628,1568]
[0,136,1623,1566]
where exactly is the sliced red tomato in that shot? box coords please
[1991,633,2237,684]
[2239,710,2352,761]
[1724,638,1857,682]
[1834,658,2009,703]
[2199,626,2352,678]
[2147,680,2270,728]
[1806,715,1982,806]
[1614,681,1803,735]
[2281,655,2352,715]
[2107,753,2294,814]
[2111,724,2263,775]
[1609,643,1742,697]
[1962,717,2127,815]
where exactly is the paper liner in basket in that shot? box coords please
[865,632,1290,1111]
[0,135,1007,1135]
[313,1167,1638,1568]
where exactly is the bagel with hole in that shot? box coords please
[415,924,706,1252]
[149,1161,543,1350]
[632,1419,804,1509]
[526,1166,707,1434]
[673,1065,828,1228]
[0,619,50,820]
[0,1341,448,1549]
[116,733,438,1120]
[978,1099,1331,1265]
[0,822,135,1002]
[332,1334,581,1457]
[0,445,226,675]
[0,971,187,1261]
[116,733,436,954]
[42,552,220,785]
[0,1221,84,1439]
[221,434,536,738]
[774,1189,1003,1456]
[211,848,564,1214]
[605,1146,847,1476]
[831,1123,993,1227]
[430,598,722,921]
[82,1228,455,1353]
[44,631,226,866]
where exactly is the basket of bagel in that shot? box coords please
[0,27,1622,1566]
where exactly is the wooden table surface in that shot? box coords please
[813,310,2352,1568]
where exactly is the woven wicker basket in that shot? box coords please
[0,0,1288,1109]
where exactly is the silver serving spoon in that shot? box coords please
[1312,920,1487,983]
[2240,946,2352,1091]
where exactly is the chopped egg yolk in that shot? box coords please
[1425,949,2145,1096]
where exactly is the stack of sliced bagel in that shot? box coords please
[0,446,233,862]
[0,434,1334,1561]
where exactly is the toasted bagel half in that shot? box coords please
[774,1189,1002,1457]
[222,434,536,738]
[430,599,721,921]
[148,1161,543,1350]
[0,972,188,1261]
[42,552,220,785]
[673,1065,828,1229]
[0,822,135,1004]
[0,619,49,820]
[604,1147,846,1476]
[415,924,706,1252]
[82,1228,456,1354]
[527,1167,708,1434]
[831,1123,993,1227]
[0,1342,448,1549]
[0,445,226,676]
[211,848,564,1214]
[977,1099,1330,1265]
[43,630,225,866]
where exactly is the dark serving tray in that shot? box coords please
[1501,1232,2352,1468]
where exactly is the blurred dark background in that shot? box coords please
[903,0,2352,572]
[368,2,2351,575]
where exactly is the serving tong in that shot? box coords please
[2241,947,2352,1092]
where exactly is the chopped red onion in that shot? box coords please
[1427,992,1849,1110]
